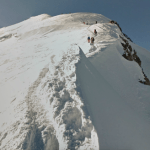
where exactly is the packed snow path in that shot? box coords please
[0,13,150,150]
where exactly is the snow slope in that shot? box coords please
[0,12,150,150]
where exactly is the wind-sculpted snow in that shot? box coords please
[0,45,99,150]
[0,34,12,42]
[25,45,98,150]
[42,46,99,149]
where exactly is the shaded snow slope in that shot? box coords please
[131,43,150,79]
[77,48,150,150]
[0,12,150,150]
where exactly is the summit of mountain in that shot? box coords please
[0,13,150,150]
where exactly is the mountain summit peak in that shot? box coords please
[0,12,150,150]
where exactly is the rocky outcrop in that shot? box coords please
[120,36,141,66]
[110,20,133,42]
[139,69,150,85]
[120,36,150,85]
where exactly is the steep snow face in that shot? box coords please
[0,12,150,150]
[77,48,150,150]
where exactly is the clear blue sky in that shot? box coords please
[0,0,150,51]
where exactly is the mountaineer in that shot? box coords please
[87,37,90,43]
[94,29,97,35]
[91,37,95,44]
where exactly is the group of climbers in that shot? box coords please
[84,21,98,44]
[87,37,95,44]
[83,22,89,25]
[87,28,97,44]
[83,21,97,25]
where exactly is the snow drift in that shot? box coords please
[0,12,150,150]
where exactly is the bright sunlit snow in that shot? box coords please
[0,12,150,150]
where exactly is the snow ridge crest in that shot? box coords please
[21,45,99,150]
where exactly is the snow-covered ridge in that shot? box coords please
[29,14,51,21]
[0,12,150,150]
[0,44,99,149]
[21,45,99,150]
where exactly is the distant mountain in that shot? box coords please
[0,13,150,150]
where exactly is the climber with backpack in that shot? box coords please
[87,36,90,43]
[94,29,97,35]
[91,37,95,44]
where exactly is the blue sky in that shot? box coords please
[0,0,150,51]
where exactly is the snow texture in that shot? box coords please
[0,12,150,150]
